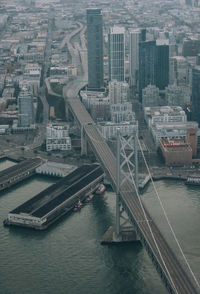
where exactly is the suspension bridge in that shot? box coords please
[66,96,200,294]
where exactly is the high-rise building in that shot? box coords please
[80,90,110,122]
[140,29,146,42]
[165,84,190,107]
[139,39,169,100]
[169,44,178,58]
[87,8,104,91]
[182,38,200,57]
[139,40,156,100]
[155,39,169,90]
[18,88,34,127]
[109,80,129,104]
[142,85,160,107]
[196,54,200,65]
[191,66,200,125]
[169,56,188,86]
[108,26,125,82]
[129,29,141,87]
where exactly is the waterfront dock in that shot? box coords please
[4,163,104,230]
[0,157,44,191]
[35,161,77,177]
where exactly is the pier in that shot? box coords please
[4,163,104,230]
[35,161,77,177]
[0,158,44,191]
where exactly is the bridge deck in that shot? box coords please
[68,97,199,294]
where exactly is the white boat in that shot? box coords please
[95,184,106,195]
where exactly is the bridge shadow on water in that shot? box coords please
[90,193,115,235]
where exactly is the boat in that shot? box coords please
[84,194,94,203]
[185,176,200,186]
[73,200,83,211]
[95,183,106,195]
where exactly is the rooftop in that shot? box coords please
[161,138,192,152]
[110,26,125,34]
[144,106,186,117]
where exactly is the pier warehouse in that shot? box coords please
[4,164,104,230]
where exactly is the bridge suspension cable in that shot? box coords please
[84,124,200,291]
[119,137,179,294]
[137,136,200,290]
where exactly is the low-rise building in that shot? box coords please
[151,121,198,148]
[23,63,42,96]
[165,84,190,107]
[109,80,129,104]
[142,85,160,107]
[80,90,110,122]
[46,124,71,151]
[98,121,138,140]
[110,102,135,123]
[160,138,192,166]
[50,66,68,76]
[144,106,187,128]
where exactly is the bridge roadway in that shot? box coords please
[67,97,199,294]
[0,158,44,191]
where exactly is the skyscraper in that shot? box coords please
[108,26,125,82]
[191,66,200,125]
[18,87,34,127]
[129,29,141,87]
[155,39,169,90]
[139,39,169,101]
[139,40,156,100]
[87,8,104,91]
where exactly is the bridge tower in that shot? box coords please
[115,129,139,236]
[102,128,140,244]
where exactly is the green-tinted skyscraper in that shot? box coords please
[191,66,200,125]
[87,8,104,91]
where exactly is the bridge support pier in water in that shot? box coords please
[101,226,140,244]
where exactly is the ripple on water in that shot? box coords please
[0,160,199,294]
